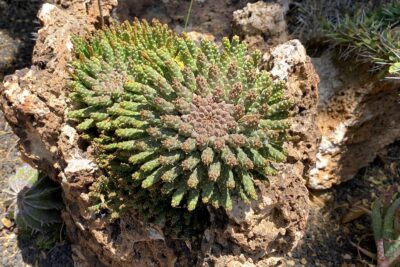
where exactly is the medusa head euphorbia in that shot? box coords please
[68,19,292,212]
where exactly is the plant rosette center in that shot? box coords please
[183,95,237,139]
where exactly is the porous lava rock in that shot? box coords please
[200,39,319,266]
[0,1,319,266]
[233,1,400,190]
[232,1,289,50]
[308,52,400,189]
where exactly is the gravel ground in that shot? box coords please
[290,142,400,266]
[0,0,43,79]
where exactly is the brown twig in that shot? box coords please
[6,139,18,159]
[354,204,373,215]
[349,239,377,260]
[98,0,104,28]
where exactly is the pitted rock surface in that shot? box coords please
[308,51,400,189]
[232,1,289,50]
[0,1,319,266]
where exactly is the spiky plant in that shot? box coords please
[3,164,63,232]
[290,0,359,47]
[325,3,400,78]
[68,19,292,216]
[372,192,400,267]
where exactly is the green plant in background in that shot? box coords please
[291,1,399,79]
[3,164,63,232]
[17,226,63,251]
[372,191,400,267]
[291,0,358,47]
[68,19,292,225]
[325,3,400,79]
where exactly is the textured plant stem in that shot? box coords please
[377,239,389,267]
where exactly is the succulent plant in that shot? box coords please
[372,190,400,267]
[3,164,63,232]
[325,3,400,78]
[68,19,292,215]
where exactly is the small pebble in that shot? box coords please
[300,258,307,265]
[1,217,13,229]
[342,254,352,260]
[286,260,295,266]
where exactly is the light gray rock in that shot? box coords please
[232,1,289,50]
[308,51,400,189]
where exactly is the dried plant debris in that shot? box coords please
[2,164,63,232]
[68,19,292,234]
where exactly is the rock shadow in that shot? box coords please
[0,0,44,79]
[113,0,258,38]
